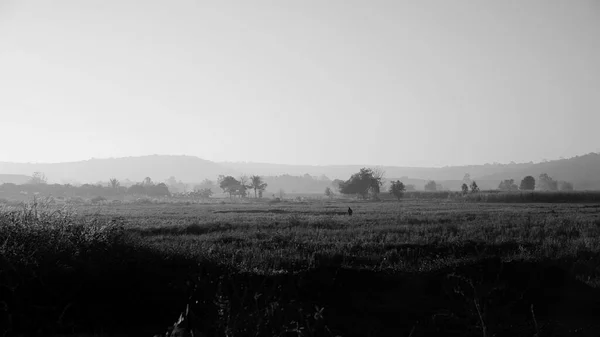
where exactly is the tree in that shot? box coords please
[250,175,268,198]
[388,180,406,200]
[238,175,251,197]
[109,178,120,189]
[324,187,334,199]
[462,173,472,185]
[470,181,480,193]
[461,183,469,195]
[559,181,574,191]
[142,177,154,186]
[194,179,215,192]
[520,176,535,191]
[338,168,384,199]
[147,183,170,197]
[498,179,518,191]
[372,167,386,194]
[219,176,241,199]
[319,175,331,181]
[331,179,344,192]
[424,180,437,192]
[538,173,558,191]
[29,171,47,185]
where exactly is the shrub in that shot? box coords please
[91,196,107,204]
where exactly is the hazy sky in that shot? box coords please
[1,0,599,167]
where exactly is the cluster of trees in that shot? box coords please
[6,171,274,201]
[336,168,385,200]
[124,177,171,196]
[217,175,268,199]
[420,173,574,194]
[422,180,447,192]
[461,181,480,194]
[7,169,579,202]
[497,174,573,192]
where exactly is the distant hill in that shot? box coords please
[0,155,239,185]
[220,152,600,191]
[217,162,538,181]
[1,152,598,191]
[0,174,31,185]
[478,152,600,190]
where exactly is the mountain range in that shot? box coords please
[0,152,599,190]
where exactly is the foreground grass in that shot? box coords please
[2,198,600,336]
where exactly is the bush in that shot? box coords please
[91,196,107,204]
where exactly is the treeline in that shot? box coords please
[0,180,170,200]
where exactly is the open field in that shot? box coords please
[76,199,600,273]
[2,198,600,336]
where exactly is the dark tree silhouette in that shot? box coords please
[219,176,242,199]
[470,181,480,193]
[461,183,469,195]
[348,207,353,216]
[109,178,120,189]
[338,168,383,199]
[250,175,268,198]
[388,180,406,200]
[238,175,251,197]
[520,176,536,190]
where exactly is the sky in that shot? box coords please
[1,0,599,167]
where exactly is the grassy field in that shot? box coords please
[2,197,600,336]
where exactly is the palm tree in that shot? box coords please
[109,178,120,189]
[250,175,268,198]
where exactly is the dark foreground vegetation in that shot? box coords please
[2,198,600,336]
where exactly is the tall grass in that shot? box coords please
[0,197,127,267]
[0,198,200,336]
